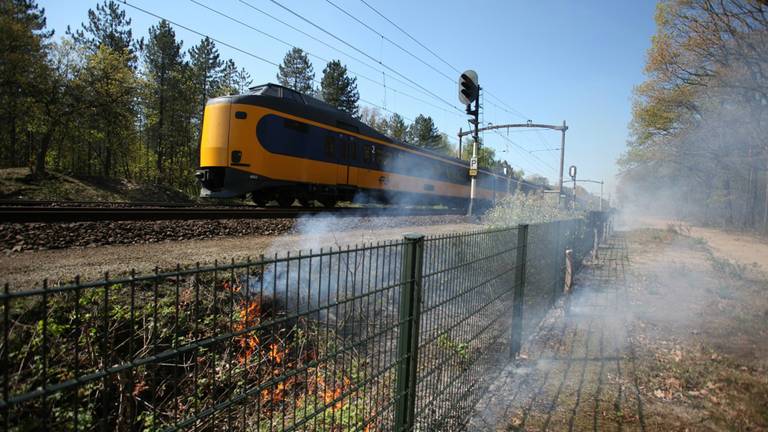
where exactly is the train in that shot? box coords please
[195,83,543,208]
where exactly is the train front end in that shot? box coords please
[196,96,260,198]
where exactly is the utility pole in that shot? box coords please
[569,165,577,211]
[600,180,604,211]
[458,128,463,159]
[558,120,567,204]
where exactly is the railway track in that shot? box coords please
[0,202,466,223]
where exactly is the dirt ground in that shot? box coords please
[0,221,478,289]
[470,225,768,431]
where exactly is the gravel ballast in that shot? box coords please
[1,215,471,253]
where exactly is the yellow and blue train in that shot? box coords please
[196,83,539,208]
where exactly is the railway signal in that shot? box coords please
[460,70,481,216]
[459,70,479,107]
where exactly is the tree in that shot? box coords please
[320,60,359,115]
[358,106,387,134]
[619,0,768,231]
[76,45,137,177]
[69,0,138,67]
[217,59,238,96]
[232,67,252,94]
[525,174,550,187]
[408,114,450,154]
[143,19,189,185]
[0,0,53,169]
[461,138,498,169]
[189,37,222,105]
[387,113,408,141]
[277,47,314,95]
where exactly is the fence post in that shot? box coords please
[510,224,529,358]
[394,233,425,432]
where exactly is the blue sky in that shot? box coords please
[39,0,658,197]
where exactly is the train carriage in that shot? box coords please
[195,83,533,208]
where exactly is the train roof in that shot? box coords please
[220,83,550,190]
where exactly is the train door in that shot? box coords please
[345,136,359,185]
[334,133,349,185]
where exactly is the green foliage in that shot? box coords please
[408,114,446,153]
[437,333,469,363]
[387,113,408,141]
[461,139,498,169]
[69,0,138,66]
[0,0,52,168]
[0,1,254,197]
[277,47,315,95]
[619,0,768,231]
[320,60,359,115]
[484,191,580,226]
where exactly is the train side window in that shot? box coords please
[284,118,308,133]
[324,136,335,158]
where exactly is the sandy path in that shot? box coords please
[688,226,768,271]
[0,222,478,289]
[617,215,768,270]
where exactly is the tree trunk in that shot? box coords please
[34,131,53,177]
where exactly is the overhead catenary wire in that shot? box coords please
[189,0,462,118]
[264,0,463,114]
[233,0,438,107]
[490,128,558,176]
[120,0,461,140]
[323,0,455,83]
[356,0,529,121]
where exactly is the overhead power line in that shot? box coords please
[356,0,530,121]
[323,0,454,83]
[491,128,557,176]
[233,0,460,116]
[119,0,277,67]
[189,0,461,118]
[264,0,463,114]
[358,0,461,74]
[119,0,460,139]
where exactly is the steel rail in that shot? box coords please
[0,205,465,223]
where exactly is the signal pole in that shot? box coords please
[558,120,567,205]
[459,70,480,216]
[467,91,480,216]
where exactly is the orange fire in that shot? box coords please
[316,374,349,411]
[235,298,262,363]
[268,343,284,364]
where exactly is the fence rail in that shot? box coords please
[1,214,605,431]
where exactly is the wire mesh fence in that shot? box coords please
[1,216,604,431]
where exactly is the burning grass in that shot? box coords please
[2,272,391,431]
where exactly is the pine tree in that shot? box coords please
[388,113,408,141]
[408,115,442,150]
[277,47,314,94]
[320,60,359,115]
[70,0,138,66]
[189,37,222,104]
[232,67,252,94]
[217,59,238,96]
[143,20,186,184]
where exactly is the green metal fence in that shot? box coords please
[1,216,601,431]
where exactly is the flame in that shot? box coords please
[268,343,284,364]
[316,374,348,411]
[235,298,262,363]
